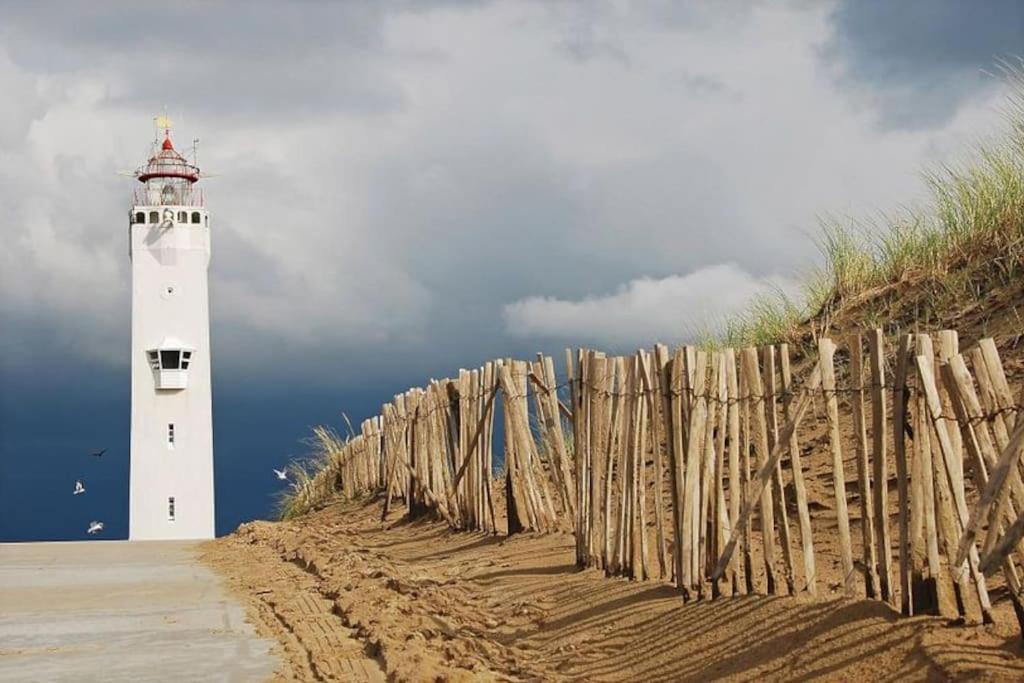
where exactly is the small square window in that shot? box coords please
[168,423,175,448]
[160,350,181,370]
[168,496,176,521]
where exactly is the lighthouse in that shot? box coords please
[128,120,215,540]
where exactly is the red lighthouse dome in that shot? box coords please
[137,131,200,184]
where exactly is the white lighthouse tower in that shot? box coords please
[128,120,215,540]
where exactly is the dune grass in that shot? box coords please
[277,425,349,520]
[724,62,1024,349]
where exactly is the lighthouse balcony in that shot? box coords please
[146,343,194,391]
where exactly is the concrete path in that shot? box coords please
[0,540,280,682]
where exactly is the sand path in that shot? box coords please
[203,497,1024,681]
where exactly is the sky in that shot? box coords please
[1,1,1022,541]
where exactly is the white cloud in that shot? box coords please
[502,264,797,349]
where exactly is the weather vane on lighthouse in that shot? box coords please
[127,116,216,540]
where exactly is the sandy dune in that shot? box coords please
[203,495,1024,681]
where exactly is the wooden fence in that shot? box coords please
[300,329,1024,634]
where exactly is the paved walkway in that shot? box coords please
[0,540,279,682]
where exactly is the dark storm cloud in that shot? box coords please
[825,0,1024,129]
[0,2,408,120]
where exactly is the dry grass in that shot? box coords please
[277,425,349,520]
[725,61,1024,349]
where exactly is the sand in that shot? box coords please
[203,494,1024,682]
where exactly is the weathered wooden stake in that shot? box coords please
[744,347,779,595]
[764,346,796,595]
[780,344,816,596]
[917,349,994,624]
[669,348,687,589]
[849,334,880,598]
[893,333,914,615]
[868,330,895,604]
[820,338,856,595]
[640,348,669,579]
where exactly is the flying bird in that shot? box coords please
[87,521,104,535]
[89,449,107,458]
[273,468,288,481]
[73,481,85,495]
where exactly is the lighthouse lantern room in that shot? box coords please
[128,118,215,540]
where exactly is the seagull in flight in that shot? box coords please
[89,449,107,458]
[73,480,85,495]
[273,468,288,481]
[87,521,104,535]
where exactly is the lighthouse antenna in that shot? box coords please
[156,110,172,142]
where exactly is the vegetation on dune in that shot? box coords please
[277,425,350,520]
[726,62,1024,350]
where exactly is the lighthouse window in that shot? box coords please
[149,211,159,223]
[167,423,175,448]
[191,212,201,224]
[177,211,187,222]
[134,212,145,223]
[160,349,181,370]
[181,350,192,370]
[147,350,160,369]
[168,496,176,521]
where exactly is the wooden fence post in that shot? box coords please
[711,352,730,597]
[780,344,816,596]
[820,338,856,595]
[764,345,796,595]
[849,334,879,598]
[682,349,708,595]
[620,358,638,577]
[603,357,625,572]
[893,333,914,614]
[868,330,894,604]
[738,353,755,595]
[669,348,686,589]
[640,348,669,579]
[698,353,720,594]
[916,351,994,624]
[917,334,969,619]
[743,347,779,595]
[589,355,609,565]
[633,355,650,580]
